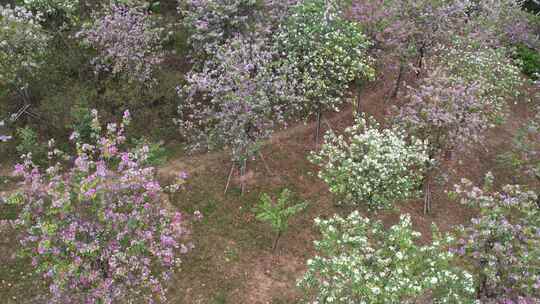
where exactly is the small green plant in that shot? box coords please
[224,245,239,263]
[211,292,227,304]
[69,105,94,144]
[254,189,307,252]
[16,127,38,155]
[15,127,46,166]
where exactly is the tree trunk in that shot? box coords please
[314,107,322,145]
[417,45,425,78]
[224,163,236,194]
[423,172,432,214]
[272,230,282,252]
[240,158,247,195]
[391,63,404,100]
[258,151,273,175]
[18,87,31,106]
[355,95,361,117]
[477,262,488,299]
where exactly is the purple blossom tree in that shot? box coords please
[397,42,524,214]
[397,69,490,213]
[352,0,534,99]
[4,110,197,303]
[432,43,525,112]
[452,178,540,301]
[180,0,299,65]
[77,3,166,84]
[179,0,262,64]
[464,0,539,50]
[352,0,469,97]
[177,34,295,193]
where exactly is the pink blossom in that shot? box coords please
[13,163,25,176]
[84,188,96,197]
[8,110,193,303]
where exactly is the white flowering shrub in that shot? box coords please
[274,0,374,117]
[17,0,78,21]
[309,115,430,210]
[298,211,475,303]
[0,5,50,88]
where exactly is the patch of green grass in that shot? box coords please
[200,199,219,217]
[170,27,191,58]
[224,245,239,263]
[163,142,188,159]
[0,256,44,304]
[211,291,227,304]
[0,204,18,221]
[272,298,297,304]
[0,175,16,191]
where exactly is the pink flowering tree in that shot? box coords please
[396,70,489,214]
[397,43,524,213]
[180,0,299,65]
[451,178,540,302]
[5,110,197,303]
[179,0,263,64]
[177,34,297,193]
[352,0,469,97]
[464,0,539,49]
[77,3,166,85]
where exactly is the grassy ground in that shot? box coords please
[0,72,537,303]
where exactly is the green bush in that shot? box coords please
[515,44,540,79]
[524,0,540,14]
[69,105,94,144]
